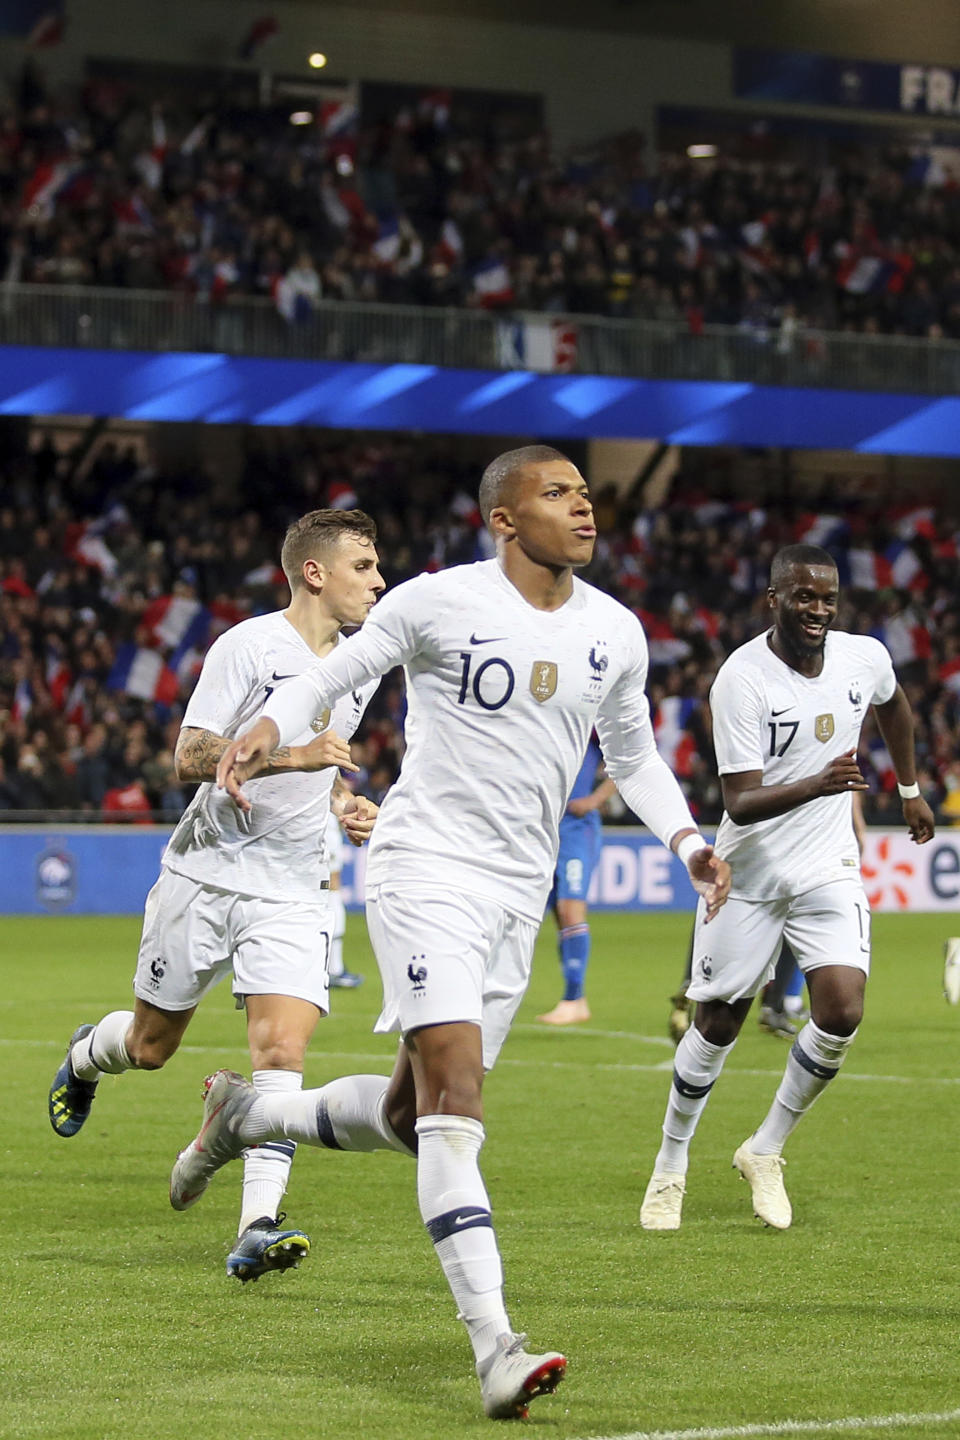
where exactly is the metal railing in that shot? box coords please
[1,283,958,396]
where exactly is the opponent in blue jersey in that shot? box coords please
[539,737,615,1025]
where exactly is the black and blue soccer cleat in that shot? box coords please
[226,1214,311,1283]
[48,1024,98,1137]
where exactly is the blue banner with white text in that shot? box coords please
[2,827,958,916]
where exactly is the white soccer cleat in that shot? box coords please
[640,1171,686,1231]
[476,1332,567,1420]
[944,938,960,1005]
[170,1069,258,1212]
[733,1141,792,1230]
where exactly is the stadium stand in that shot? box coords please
[3,64,960,340]
[1,430,956,825]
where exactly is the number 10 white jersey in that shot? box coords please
[263,559,697,921]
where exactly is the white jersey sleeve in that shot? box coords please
[595,614,699,850]
[181,627,260,737]
[263,577,433,746]
[710,662,767,775]
[867,642,897,706]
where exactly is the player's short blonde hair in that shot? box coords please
[280,509,377,591]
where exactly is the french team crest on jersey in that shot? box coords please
[814,713,835,743]
[310,708,332,734]
[530,661,558,703]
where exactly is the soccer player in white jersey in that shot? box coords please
[169,445,731,1420]
[48,509,383,1280]
[640,543,935,1235]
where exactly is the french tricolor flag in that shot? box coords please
[141,596,210,658]
[795,513,847,547]
[876,616,932,668]
[12,676,33,722]
[654,696,697,773]
[472,258,514,307]
[846,548,888,590]
[21,159,82,218]
[884,540,927,592]
[894,507,936,541]
[108,645,180,705]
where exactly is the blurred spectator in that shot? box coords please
[2,67,960,344]
[0,428,958,824]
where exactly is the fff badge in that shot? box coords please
[36,841,77,910]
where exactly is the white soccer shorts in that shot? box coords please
[685,879,872,1005]
[133,867,333,1013]
[365,883,538,1071]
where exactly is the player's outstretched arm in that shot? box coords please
[872,687,935,844]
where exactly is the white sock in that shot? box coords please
[416,1114,511,1366]
[751,1020,857,1156]
[654,1025,735,1175]
[71,1011,134,1080]
[238,1069,301,1235]
[327,892,347,978]
[241,1074,413,1156]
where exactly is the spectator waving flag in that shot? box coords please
[140,595,210,664]
[108,644,180,705]
[472,257,514,308]
[794,512,848,547]
[874,614,932,668]
[21,159,82,219]
[653,696,698,775]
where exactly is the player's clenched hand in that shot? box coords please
[340,793,379,847]
[298,731,360,775]
[902,794,935,845]
[687,846,731,923]
[815,750,868,796]
[216,718,280,811]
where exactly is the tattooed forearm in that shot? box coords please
[176,728,295,781]
[175,728,229,781]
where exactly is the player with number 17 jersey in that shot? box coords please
[710,629,896,900]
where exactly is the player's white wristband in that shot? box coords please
[897,781,920,799]
[676,832,707,869]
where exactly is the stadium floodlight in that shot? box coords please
[308,52,328,68]
[687,144,718,159]
[289,110,314,126]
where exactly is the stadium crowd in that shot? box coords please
[1,429,957,825]
[3,63,960,341]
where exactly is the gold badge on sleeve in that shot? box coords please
[814,713,835,743]
[530,662,558,703]
[310,708,332,734]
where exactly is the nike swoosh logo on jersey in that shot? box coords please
[469,633,506,645]
[770,706,795,716]
[271,671,297,682]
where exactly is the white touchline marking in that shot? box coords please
[11,1037,960,1086]
[577,1404,960,1440]
[515,1024,674,1048]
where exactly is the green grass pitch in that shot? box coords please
[3,911,959,1440]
